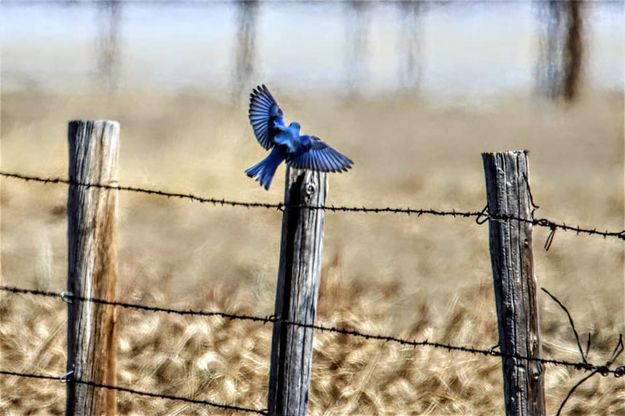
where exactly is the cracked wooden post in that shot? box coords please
[66,120,119,416]
[268,167,327,416]
[482,150,545,416]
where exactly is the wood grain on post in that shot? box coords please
[268,167,327,416]
[66,120,119,416]
[482,151,545,416]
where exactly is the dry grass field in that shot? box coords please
[1,87,624,414]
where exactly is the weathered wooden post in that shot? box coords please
[268,167,327,416]
[482,151,545,416]
[66,120,119,415]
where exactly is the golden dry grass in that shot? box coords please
[1,88,624,414]
[1,263,624,415]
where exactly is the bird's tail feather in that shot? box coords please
[245,147,284,190]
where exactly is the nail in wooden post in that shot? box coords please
[268,167,327,416]
[482,151,545,416]
[67,120,119,416]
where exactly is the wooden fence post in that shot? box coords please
[66,120,119,416]
[268,167,327,416]
[482,151,545,416]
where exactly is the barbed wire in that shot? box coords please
[0,171,282,210]
[2,285,624,377]
[0,369,268,415]
[1,171,624,243]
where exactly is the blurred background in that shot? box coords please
[1,1,624,413]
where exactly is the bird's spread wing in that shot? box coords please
[249,85,284,150]
[286,137,353,172]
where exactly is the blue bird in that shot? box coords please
[245,85,353,190]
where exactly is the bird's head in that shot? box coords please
[289,122,301,132]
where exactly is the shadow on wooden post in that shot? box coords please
[268,167,327,416]
[482,150,545,416]
[66,120,119,416]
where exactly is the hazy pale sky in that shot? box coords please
[2,1,623,97]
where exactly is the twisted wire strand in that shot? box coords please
[0,369,268,414]
[1,171,623,242]
[2,285,623,377]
